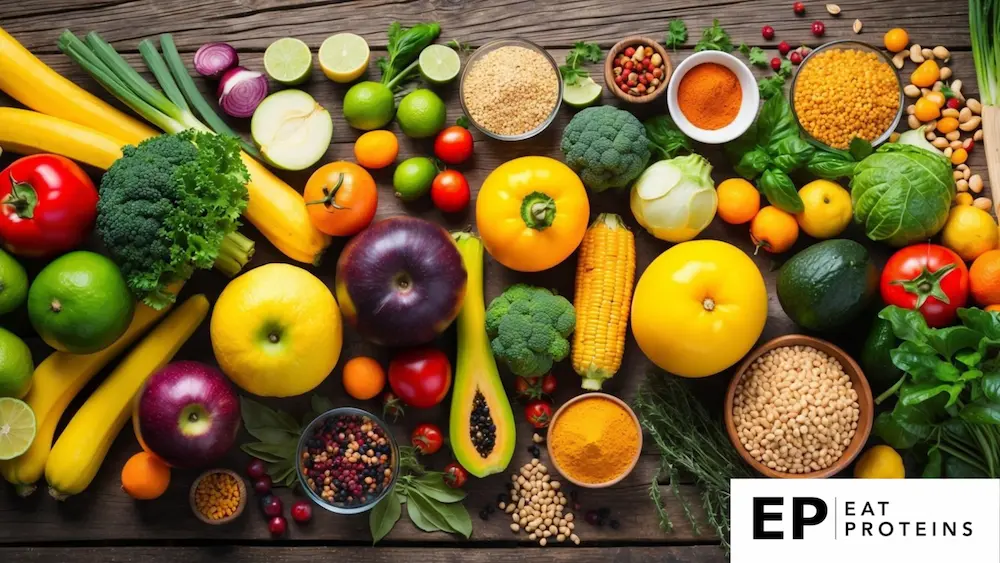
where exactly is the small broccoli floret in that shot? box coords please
[560,105,651,192]
[97,130,252,309]
[485,284,576,378]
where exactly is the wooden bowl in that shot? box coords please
[604,36,672,104]
[724,335,874,479]
[189,469,247,525]
[547,392,643,488]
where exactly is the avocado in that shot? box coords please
[449,234,516,477]
[776,239,878,332]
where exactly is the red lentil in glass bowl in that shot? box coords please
[296,407,399,515]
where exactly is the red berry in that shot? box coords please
[619,83,629,93]
[946,98,961,109]
[624,46,636,57]
[811,21,825,37]
[762,25,775,40]
[261,495,283,517]
[778,41,792,55]
[268,516,287,536]
[624,60,634,70]
[770,57,782,71]
[614,74,624,85]
[790,51,803,65]
[641,57,651,67]
[291,500,313,524]
[253,475,272,495]
[793,1,806,15]
[638,75,649,85]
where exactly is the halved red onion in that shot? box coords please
[193,42,239,79]
[217,67,269,118]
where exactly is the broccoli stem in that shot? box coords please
[214,231,255,278]
[519,191,557,231]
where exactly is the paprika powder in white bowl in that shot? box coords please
[547,392,642,488]
[666,51,759,144]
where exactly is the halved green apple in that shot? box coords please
[251,90,332,171]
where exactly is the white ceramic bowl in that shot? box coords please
[666,51,759,144]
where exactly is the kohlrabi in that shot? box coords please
[629,154,717,243]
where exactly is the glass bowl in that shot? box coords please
[790,40,904,150]
[296,406,399,515]
[459,38,563,141]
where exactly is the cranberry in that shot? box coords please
[778,41,792,55]
[291,500,313,524]
[946,98,962,110]
[790,51,803,65]
[253,475,273,495]
[762,25,775,40]
[268,516,287,536]
[811,20,825,37]
[793,1,806,15]
[584,510,600,525]
[247,458,267,480]
[261,495,283,517]
[770,57,782,71]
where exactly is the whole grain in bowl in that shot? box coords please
[549,395,640,485]
[793,48,900,149]
[462,45,559,137]
[733,345,860,475]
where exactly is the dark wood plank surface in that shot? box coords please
[0,0,985,558]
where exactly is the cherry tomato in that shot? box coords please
[430,170,471,213]
[514,374,557,400]
[388,348,452,408]
[881,243,969,328]
[540,373,557,395]
[443,462,468,488]
[411,423,444,454]
[433,126,474,165]
[525,400,553,429]
[0,154,98,258]
[291,500,313,523]
[382,391,405,421]
[303,161,377,237]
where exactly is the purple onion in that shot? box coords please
[193,42,239,79]
[217,66,268,118]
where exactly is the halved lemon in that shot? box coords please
[319,33,370,83]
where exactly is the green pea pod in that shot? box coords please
[758,168,803,213]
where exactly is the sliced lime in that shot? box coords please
[264,37,313,85]
[319,33,370,84]
[563,76,603,108]
[0,398,35,460]
[418,44,461,85]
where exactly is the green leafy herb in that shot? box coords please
[738,43,768,68]
[377,21,442,90]
[446,39,472,53]
[757,74,786,99]
[369,447,471,543]
[694,19,733,53]
[778,58,793,77]
[644,116,692,160]
[665,19,688,50]
[559,41,602,86]
[456,115,470,129]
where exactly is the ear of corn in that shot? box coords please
[571,213,636,390]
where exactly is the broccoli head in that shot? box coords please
[560,105,651,192]
[485,284,576,378]
[97,130,252,309]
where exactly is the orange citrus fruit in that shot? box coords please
[342,356,386,400]
[883,28,909,53]
[750,206,799,254]
[121,451,171,500]
[354,130,399,170]
[970,249,1000,306]
[716,178,760,225]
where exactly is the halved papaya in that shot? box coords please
[449,233,516,477]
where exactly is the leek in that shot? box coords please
[969,0,1000,215]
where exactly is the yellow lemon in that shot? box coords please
[853,445,905,479]
[794,180,853,239]
[211,264,342,397]
[941,205,999,262]
[319,33,370,83]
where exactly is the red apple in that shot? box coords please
[134,361,241,469]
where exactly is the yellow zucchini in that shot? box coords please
[44,294,209,499]
[0,108,125,169]
[0,301,172,496]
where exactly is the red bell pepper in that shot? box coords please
[0,154,98,258]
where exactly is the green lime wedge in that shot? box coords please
[0,398,35,460]
[418,44,461,85]
[319,33,370,83]
[563,76,603,108]
[264,37,313,85]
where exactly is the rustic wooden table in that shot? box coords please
[0,0,986,561]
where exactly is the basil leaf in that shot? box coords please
[875,395,946,449]
[879,306,930,344]
[370,489,403,544]
[960,401,1000,425]
[944,454,990,478]
[409,489,472,538]
[758,168,804,213]
[922,447,943,478]
[807,151,857,179]
[956,350,983,367]
[412,473,467,503]
[756,94,797,145]
[725,123,759,163]
[874,412,924,449]
[268,461,296,486]
[925,326,983,360]
[241,441,296,463]
[240,397,300,442]
[958,307,1000,339]
[849,137,874,161]
[982,373,1000,402]
[406,491,445,532]
[734,148,771,180]
[644,116,691,160]
[899,381,964,407]
[769,135,814,173]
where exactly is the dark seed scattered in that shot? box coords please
[497,493,509,504]
[610,520,621,529]
[529,445,541,458]
[479,509,490,521]
[470,391,497,458]
[598,507,611,519]
[584,510,599,525]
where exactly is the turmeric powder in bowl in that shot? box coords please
[677,63,742,130]
[548,393,642,487]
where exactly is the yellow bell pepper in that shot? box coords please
[475,156,590,272]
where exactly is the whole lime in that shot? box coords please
[343,81,395,131]
[393,157,438,201]
[28,251,135,354]
[396,89,447,139]
[0,249,28,315]
[0,328,33,399]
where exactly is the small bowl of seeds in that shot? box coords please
[604,36,672,103]
[724,335,874,479]
[296,407,398,515]
[190,469,247,525]
[460,38,562,141]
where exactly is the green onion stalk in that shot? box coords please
[970,0,1000,215]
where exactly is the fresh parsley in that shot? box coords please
[758,75,786,99]
[694,19,733,53]
[665,19,687,50]
[738,43,769,68]
[559,41,602,85]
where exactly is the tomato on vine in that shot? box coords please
[443,462,468,488]
[525,400,553,429]
[881,243,969,328]
[411,423,444,455]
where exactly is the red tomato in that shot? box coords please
[388,348,452,408]
[410,423,444,454]
[525,400,553,429]
[881,243,969,327]
[303,162,377,237]
[442,462,468,488]
[433,126,474,165]
[430,170,470,213]
[539,373,557,395]
[514,373,557,400]
[0,154,98,257]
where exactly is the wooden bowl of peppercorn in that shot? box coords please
[604,36,672,104]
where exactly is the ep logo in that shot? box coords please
[753,497,828,540]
